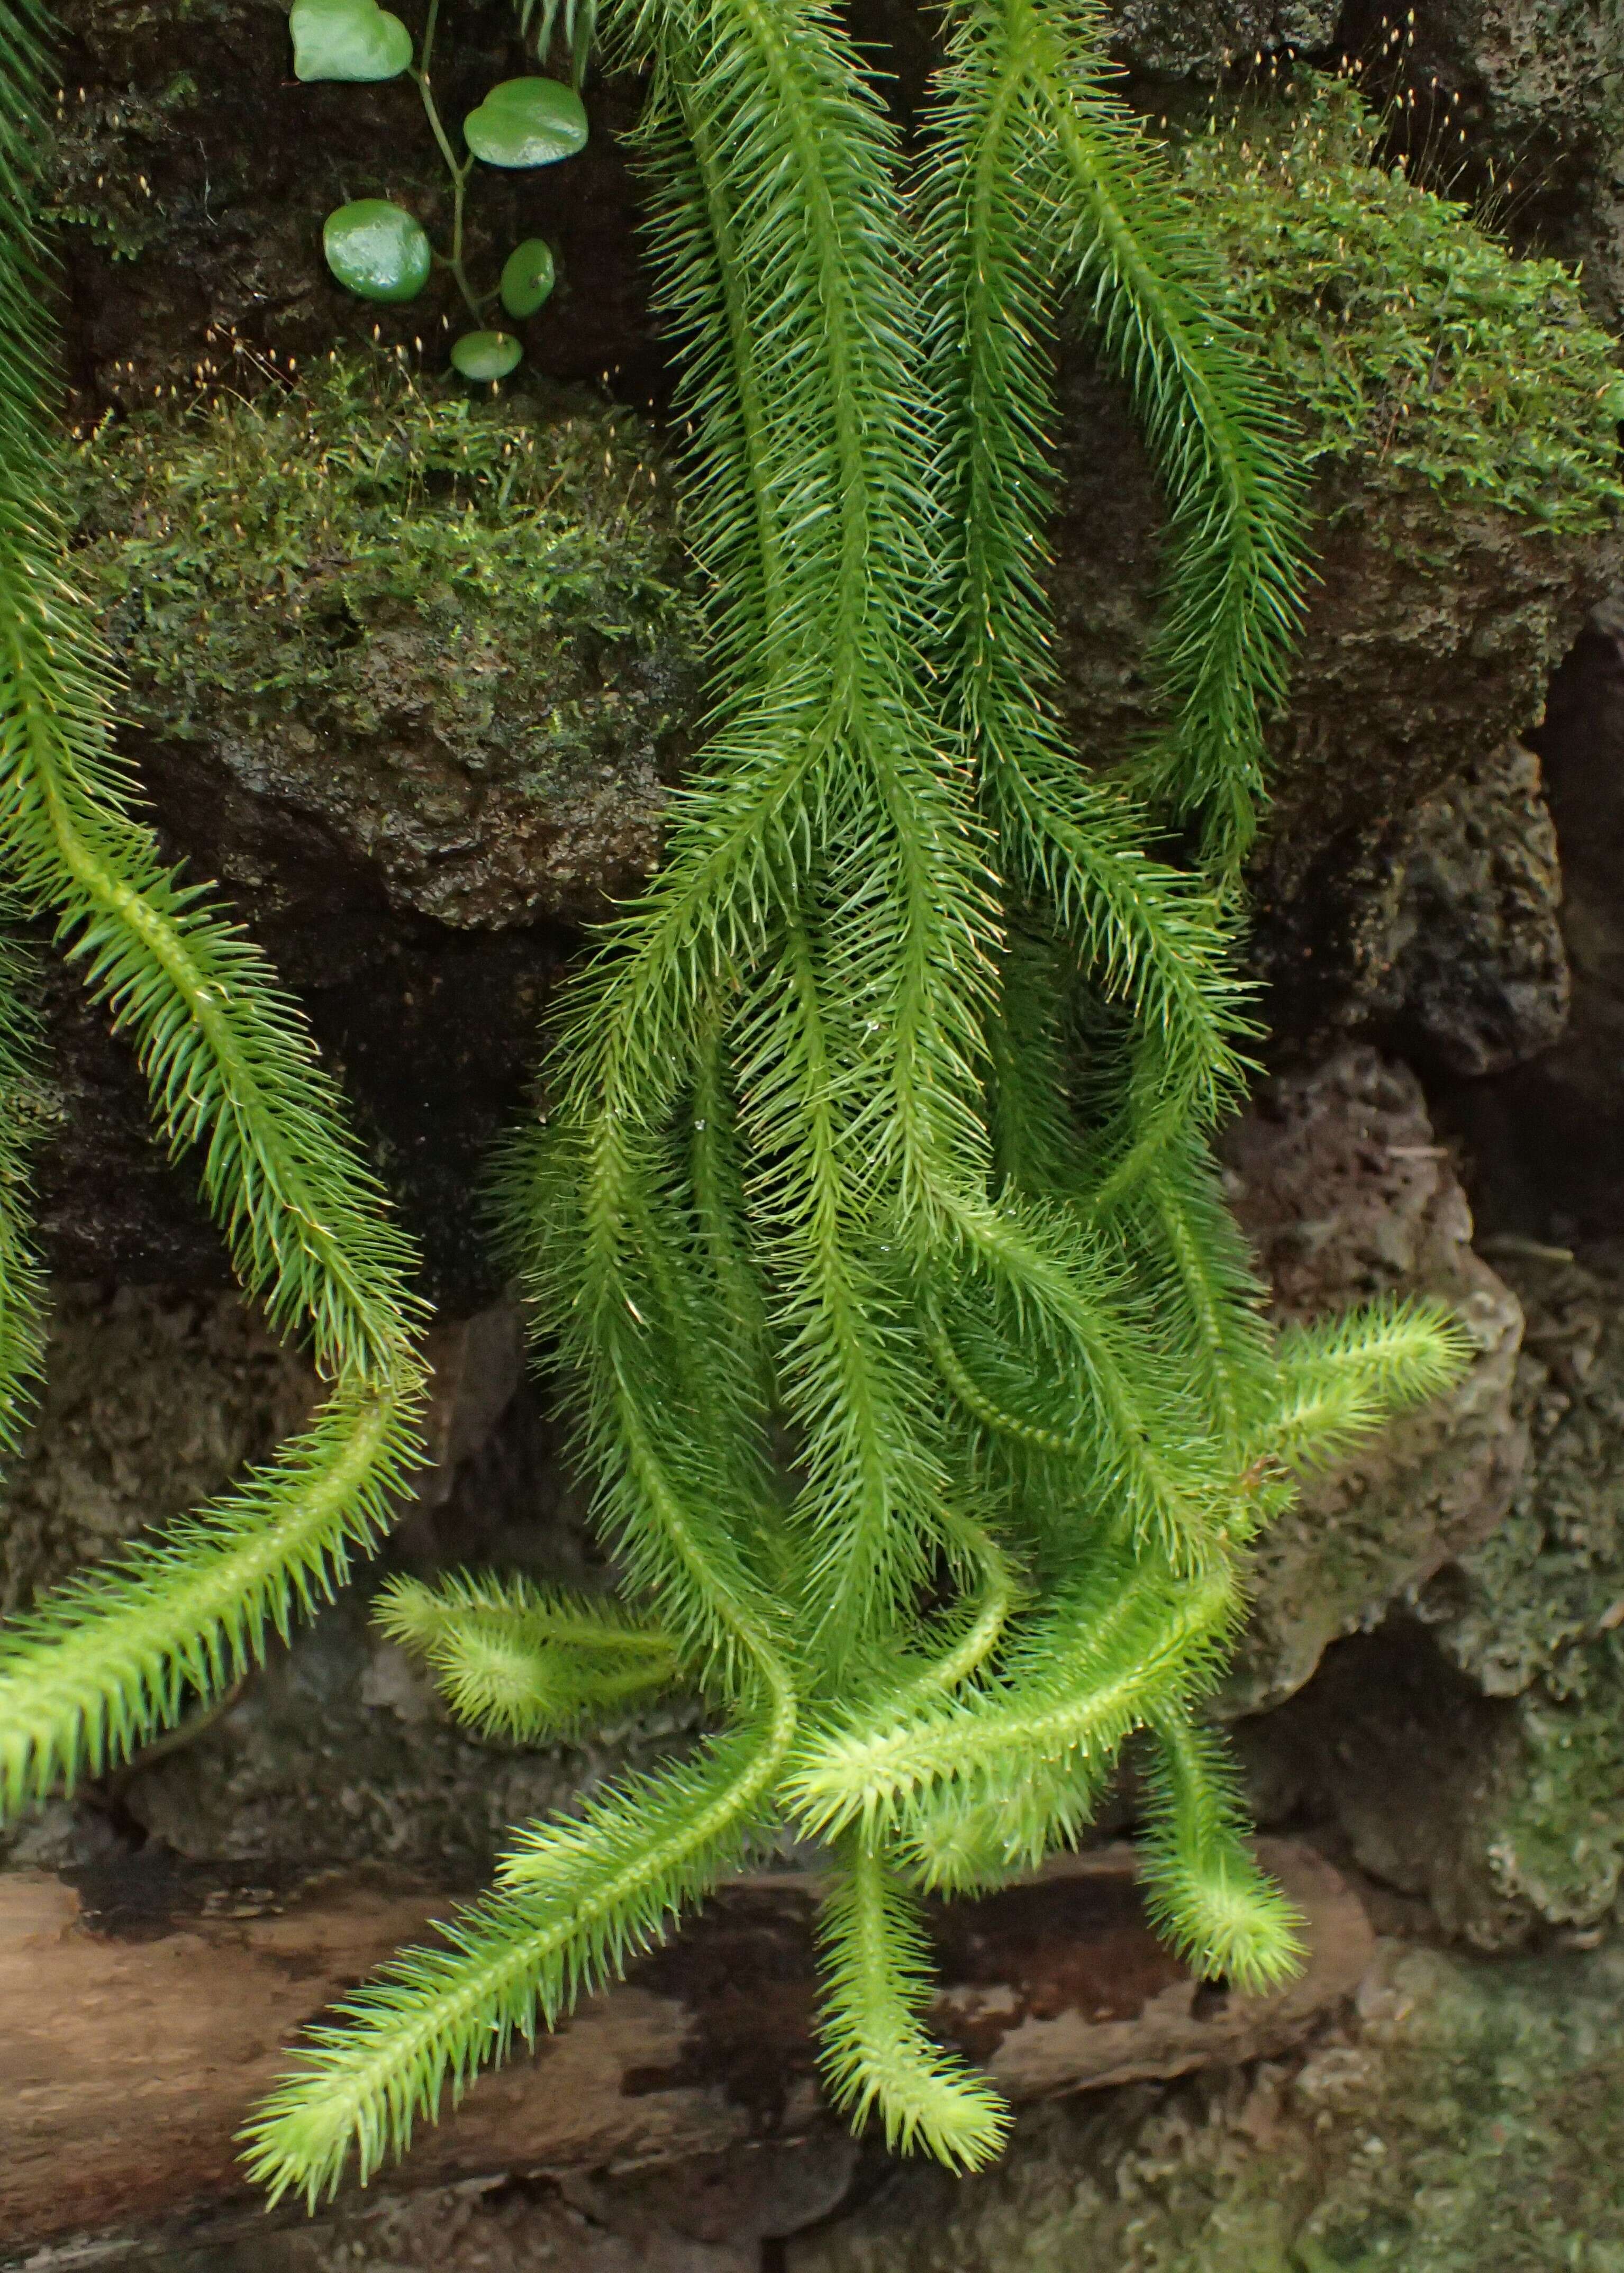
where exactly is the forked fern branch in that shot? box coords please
[0,0,1473,2205]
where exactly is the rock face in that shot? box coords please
[33,47,1622,1288]
[70,371,702,934]
[0,1283,315,1624]
[1437,598,1624,1241]
[1331,740,1571,1078]
[1353,0,1624,332]
[1218,1048,1525,1714]
[786,1935,1624,2273]
[1258,1240,1624,1948]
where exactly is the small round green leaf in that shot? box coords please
[322,201,432,303]
[291,0,412,81]
[500,238,557,320]
[451,330,524,381]
[463,78,588,169]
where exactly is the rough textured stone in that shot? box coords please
[113,1578,707,1874]
[786,1935,1624,2273]
[1217,1047,1526,1714]
[70,375,703,935]
[1341,0,1624,329]
[1257,1239,1624,1948]
[1436,597,1624,1242]
[94,1353,694,1875]
[0,1282,316,1622]
[1333,740,1571,1077]
[1047,344,1614,1045]
[0,1288,542,1874]
[1106,0,1339,79]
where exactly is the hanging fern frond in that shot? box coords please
[0,0,427,1804]
[816,1829,1012,2169]
[1138,1698,1307,1992]
[243,1675,796,2207]
[0,927,47,1458]
[1,0,1475,2202]
[376,1571,681,1743]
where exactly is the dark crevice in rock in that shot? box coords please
[1431,606,1624,1243]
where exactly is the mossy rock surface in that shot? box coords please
[788,1934,1624,2273]
[40,72,1624,1289]
[1049,83,1622,1038]
[69,361,701,930]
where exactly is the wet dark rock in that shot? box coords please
[1435,598,1624,1242]
[0,1280,315,1623]
[1335,739,1571,1077]
[50,0,658,408]
[1106,0,1339,79]
[1049,349,1614,1056]
[1339,0,1624,331]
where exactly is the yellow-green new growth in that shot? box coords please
[0,0,1472,2212]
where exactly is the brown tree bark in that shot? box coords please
[0,1839,1370,2255]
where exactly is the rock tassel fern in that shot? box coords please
[0,0,1467,2207]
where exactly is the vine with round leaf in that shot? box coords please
[291,0,589,379]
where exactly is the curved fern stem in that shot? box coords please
[788,1560,1238,1841]
[243,1669,796,2208]
[816,1828,1011,2168]
[0,1375,419,1812]
[0,0,427,1816]
[1138,1699,1307,1992]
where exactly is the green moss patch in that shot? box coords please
[68,352,694,735]
[65,354,703,926]
[1181,80,1624,535]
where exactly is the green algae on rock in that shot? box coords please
[66,354,702,928]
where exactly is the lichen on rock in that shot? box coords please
[786,1934,1624,2273]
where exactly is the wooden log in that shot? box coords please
[0,1838,1371,2255]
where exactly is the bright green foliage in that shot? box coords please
[374,1571,679,1741]
[322,199,435,302]
[462,77,589,168]
[298,0,584,357]
[290,0,414,84]
[1185,79,1624,536]
[0,929,46,1463]
[1138,1701,1305,1993]
[1,0,1476,2213]
[240,0,1467,2208]
[0,0,427,1812]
